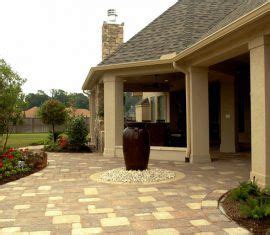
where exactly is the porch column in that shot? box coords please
[103,74,124,157]
[220,78,236,153]
[249,35,270,188]
[189,67,211,163]
[89,90,95,143]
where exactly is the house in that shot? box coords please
[82,1,270,188]
[24,107,39,118]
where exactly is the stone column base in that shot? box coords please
[250,171,270,189]
[103,148,116,157]
[190,154,212,164]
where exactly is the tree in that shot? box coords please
[68,93,89,109]
[0,59,27,150]
[25,90,50,109]
[39,99,67,143]
[51,89,69,106]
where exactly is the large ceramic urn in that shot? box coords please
[123,123,150,171]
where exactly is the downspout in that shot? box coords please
[172,62,191,162]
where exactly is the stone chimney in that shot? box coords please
[102,9,124,60]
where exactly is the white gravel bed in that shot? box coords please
[91,167,185,184]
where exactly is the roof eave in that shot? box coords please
[82,1,270,91]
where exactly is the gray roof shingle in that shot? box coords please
[99,0,267,66]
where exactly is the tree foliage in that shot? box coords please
[25,90,50,109]
[25,89,89,109]
[0,59,26,150]
[39,99,67,143]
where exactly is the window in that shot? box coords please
[157,96,166,121]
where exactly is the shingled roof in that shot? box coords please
[100,0,267,66]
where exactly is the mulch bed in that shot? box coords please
[221,193,270,234]
[0,166,47,186]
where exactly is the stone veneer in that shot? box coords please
[102,22,124,60]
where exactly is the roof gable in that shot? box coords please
[100,0,267,66]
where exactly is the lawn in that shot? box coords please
[1,133,49,148]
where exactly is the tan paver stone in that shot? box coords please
[59,179,76,182]
[60,169,70,172]
[30,232,51,235]
[88,207,114,214]
[13,187,25,191]
[47,204,55,208]
[135,213,151,216]
[223,227,249,234]
[0,219,15,222]
[72,223,82,229]
[156,207,174,212]
[14,204,30,210]
[72,227,102,234]
[152,212,174,220]
[0,196,5,201]
[147,228,179,235]
[1,227,21,232]
[189,186,206,191]
[200,166,215,170]
[138,196,156,202]
[213,190,227,194]
[79,198,100,203]
[195,233,215,235]
[190,219,211,226]
[186,203,201,210]
[219,171,234,175]
[100,217,129,227]
[38,186,52,191]
[22,192,36,197]
[190,194,206,199]
[202,200,218,207]
[32,172,44,176]
[138,187,158,193]
[163,192,177,196]
[108,213,117,218]
[84,188,98,195]
[45,210,62,216]
[49,196,63,201]
[53,215,80,224]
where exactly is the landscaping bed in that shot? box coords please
[0,148,47,185]
[220,181,270,234]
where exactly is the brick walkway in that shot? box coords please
[0,152,251,234]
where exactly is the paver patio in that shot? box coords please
[0,152,251,234]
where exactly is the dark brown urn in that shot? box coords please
[123,123,150,171]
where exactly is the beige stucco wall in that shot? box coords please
[103,74,124,157]
[249,35,270,188]
[189,67,211,163]
[220,78,236,153]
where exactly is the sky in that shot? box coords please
[0,0,177,94]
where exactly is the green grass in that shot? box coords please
[1,133,49,148]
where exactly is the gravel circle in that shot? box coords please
[90,167,185,185]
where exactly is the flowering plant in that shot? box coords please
[0,147,31,179]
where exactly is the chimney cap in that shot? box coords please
[107,9,118,23]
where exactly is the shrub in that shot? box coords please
[229,180,270,220]
[66,115,88,150]
[230,180,261,201]
[240,197,270,219]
